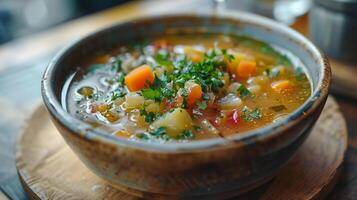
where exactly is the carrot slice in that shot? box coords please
[125,64,154,91]
[271,80,294,92]
[187,83,202,106]
[236,60,257,78]
[190,54,203,63]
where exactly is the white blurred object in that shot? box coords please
[213,0,311,25]
[273,0,311,25]
[0,0,75,38]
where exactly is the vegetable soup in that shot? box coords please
[66,34,311,142]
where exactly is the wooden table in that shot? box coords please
[0,0,356,199]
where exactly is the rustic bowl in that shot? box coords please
[41,11,331,199]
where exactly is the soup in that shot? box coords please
[66,34,311,142]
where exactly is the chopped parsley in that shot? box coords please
[176,130,194,139]
[141,88,162,101]
[237,84,252,98]
[221,49,235,61]
[139,106,161,123]
[112,57,122,72]
[108,89,126,101]
[149,127,166,137]
[149,127,172,141]
[196,101,207,110]
[241,106,262,122]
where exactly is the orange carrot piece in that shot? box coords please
[190,54,203,63]
[271,80,294,92]
[152,39,168,49]
[125,65,154,91]
[176,95,184,107]
[236,60,257,78]
[227,62,236,74]
[187,84,202,106]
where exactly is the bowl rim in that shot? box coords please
[41,10,331,153]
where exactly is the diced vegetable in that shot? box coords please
[271,80,294,93]
[152,39,168,48]
[184,46,204,62]
[145,102,161,113]
[125,93,145,109]
[152,108,192,137]
[247,85,261,94]
[185,81,202,106]
[228,82,242,93]
[125,64,154,91]
[217,93,243,110]
[236,60,257,78]
[226,52,252,73]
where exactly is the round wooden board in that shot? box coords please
[16,96,348,200]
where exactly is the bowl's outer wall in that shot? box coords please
[43,15,330,198]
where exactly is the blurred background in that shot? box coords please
[0,0,131,44]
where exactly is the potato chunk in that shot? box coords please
[125,92,144,109]
[152,108,192,137]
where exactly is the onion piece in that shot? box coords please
[217,93,243,110]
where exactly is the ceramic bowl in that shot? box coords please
[41,11,331,199]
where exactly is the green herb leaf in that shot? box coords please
[237,84,252,98]
[139,105,161,123]
[155,50,172,66]
[149,127,166,137]
[141,88,162,101]
[221,49,235,61]
[176,130,194,139]
[108,89,126,101]
[241,106,262,122]
[196,101,207,110]
[116,72,125,86]
[112,57,122,72]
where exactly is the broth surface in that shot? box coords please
[66,34,311,142]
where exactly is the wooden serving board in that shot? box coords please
[16,96,347,200]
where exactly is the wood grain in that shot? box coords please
[16,96,347,200]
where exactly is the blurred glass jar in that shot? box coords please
[309,0,357,63]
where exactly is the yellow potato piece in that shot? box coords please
[152,108,192,137]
